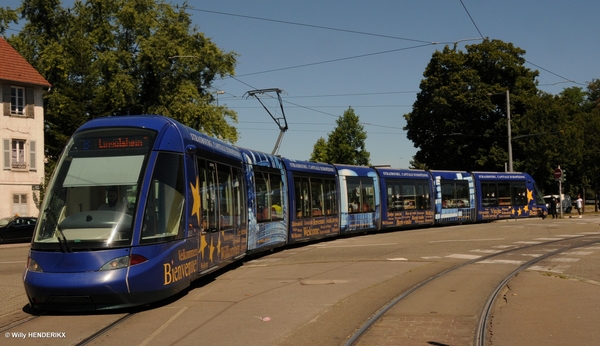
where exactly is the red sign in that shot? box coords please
[554,168,563,179]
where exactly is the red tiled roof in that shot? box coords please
[0,37,51,87]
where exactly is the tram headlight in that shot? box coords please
[27,257,43,272]
[99,254,148,271]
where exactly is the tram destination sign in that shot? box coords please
[77,135,151,151]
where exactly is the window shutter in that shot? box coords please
[2,85,10,116]
[3,139,10,169]
[29,140,37,171]
[26,87,34,118]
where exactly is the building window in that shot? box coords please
[3,138,35,170]
[12,194,28,216]
[3,85,33,118]
[12,139,26,169]
[11,86,25,115]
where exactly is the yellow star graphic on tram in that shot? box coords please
[216,232,222,260]
[209,237,215,262]
[190,176,201,226]
[200,234,208,260]
[527,189,533,203]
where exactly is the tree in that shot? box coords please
[404,39,540,171]
[310,107,370,165]
[4,0,238,162]
[309,137,328,163]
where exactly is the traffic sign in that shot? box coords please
[554,168,563,180]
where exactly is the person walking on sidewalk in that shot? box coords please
[576,194,583,218]
[550,196,558,219]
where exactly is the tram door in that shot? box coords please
[197,159,246,272]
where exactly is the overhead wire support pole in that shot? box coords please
[244,88,289,155]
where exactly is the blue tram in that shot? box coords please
[23,115,547,311]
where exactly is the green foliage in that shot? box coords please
[310,137,328,163]
[5,0,238,162]
[404,39,539,171]
[404,39,600,197]
[0,6,18,34]
[309,107,370,165]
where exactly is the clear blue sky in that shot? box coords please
[4,1,599,168]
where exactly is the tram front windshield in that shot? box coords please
[32,128,156,250]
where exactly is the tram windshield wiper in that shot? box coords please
[44,208,72,253]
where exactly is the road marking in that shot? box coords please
[446,254,481,259]
[139,307,188,346]
[560,251,593,256]
[549,258,580,262]
[387,258,408,261]
[0,261,27,264]
[514,241,542,244]
[470,249,502,253]
[430,238,504,243]
[534,238,564,241]
[528,265,570,273]
[312,243,397,248]
[477,259,525,265]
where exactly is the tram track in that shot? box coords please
[345,233,600,346]
[73,312,136,346]
[0,310,135,345]
[2,221,600,345]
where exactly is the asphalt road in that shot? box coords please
[1,215,600,345]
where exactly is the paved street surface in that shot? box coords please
[1,214,600,345]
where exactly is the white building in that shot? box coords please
[1,37,51,218]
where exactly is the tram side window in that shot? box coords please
[141,153,185,244]
[270,174,283,221]
[232,168,246,228]
[347,177,374,213]
[294,176,310,218]
[402,183,417,210]
[323,179,337,215]
[255,171,269,221]
[388,182,402,211]
[497,183,511,206]
[310,178,324,216]
[441,181,470,208]
[387,179,430,211]
[512,182,527,206]
[416,182,430,210]
[482,183,498,207]
[217,164,233,230]
[255,170,283,223]
[197,159,217,232]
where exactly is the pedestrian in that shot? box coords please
[576,194,583,218]
[549,196,558,219]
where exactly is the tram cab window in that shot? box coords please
[141,153,185,244]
